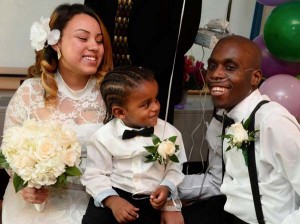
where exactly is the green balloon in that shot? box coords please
[263,1,300,62]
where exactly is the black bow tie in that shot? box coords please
[222,115,235,131]
[213,108,235,130]
[122,127,154,140]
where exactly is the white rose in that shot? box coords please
[34,139,58,162]
[1,145,18,164]
[157,140,176,159]
[27,181,42,189]
[2,127,25,158]
[17,167,35,182]
[70,142,81,156]
[63,149,78,167]
[31,162,65,186]
[230,123,249,145]
[28,170,56,188]
[10,154,36,170]
[59,128,78,149]
[39,157,66,177]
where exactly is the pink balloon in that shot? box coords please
[259,74,300,117]
[257,0,294,6]
[253,35,300,78]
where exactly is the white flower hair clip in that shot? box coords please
[30,16,60,51]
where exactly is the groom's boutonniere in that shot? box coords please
[221,118,258,166]
[144,135,179,165]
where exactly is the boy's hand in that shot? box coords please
[104,195,140,223]
[150,185,169,209]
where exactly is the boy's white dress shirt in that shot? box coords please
[81,118,186,207]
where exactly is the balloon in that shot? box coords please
[257,0,294,6]
[253,35,300,78]
[263,1,300,62]
[259,74,300,117]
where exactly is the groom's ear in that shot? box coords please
[251,69,262,88]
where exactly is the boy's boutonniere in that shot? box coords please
[144,135,179,165]
[221,118,259,166]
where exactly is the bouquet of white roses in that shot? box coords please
[144,135,179,165]
[0,119,82,209]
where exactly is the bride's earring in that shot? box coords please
[57,48,62,60]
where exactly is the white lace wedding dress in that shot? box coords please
[1,73,105,224]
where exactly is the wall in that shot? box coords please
[0,0,84,70]
[0,0,84,90]
[0,0,259,73]
[188,0,257,64]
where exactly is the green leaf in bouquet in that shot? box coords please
[65,166,82,176]
[248,136,255,142]
[13,173,27,193]
[0,151,10,169]
[54,173,67,188]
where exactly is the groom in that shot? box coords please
[178,35,300,224]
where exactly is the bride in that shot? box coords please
[1,3,112,223]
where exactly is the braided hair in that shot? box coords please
[100,66,156,124]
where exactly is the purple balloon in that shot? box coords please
[259,74,300,117]
[253,35,300,78]
[257,0,294,6]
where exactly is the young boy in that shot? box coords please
[81,66,186,223]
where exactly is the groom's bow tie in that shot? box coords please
[222,115,235,130]
[213,109,235,130]
[122,127,154,140]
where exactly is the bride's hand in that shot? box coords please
[21,186,49,204]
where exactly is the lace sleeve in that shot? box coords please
[3,79,41,132]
